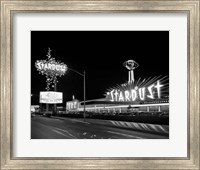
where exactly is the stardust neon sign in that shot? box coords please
[35,61,67,75]
[107,80,164,102]
[35,48,67,77]
[35,48,67,91]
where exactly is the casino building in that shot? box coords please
[66,60,169,114]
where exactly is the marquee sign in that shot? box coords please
[40,91,63,104]
[66,100,79,111]
[106,76,168,102]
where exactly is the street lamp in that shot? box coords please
[68,68,86,121]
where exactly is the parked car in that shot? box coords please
[31,112,36,118]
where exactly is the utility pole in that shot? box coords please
[68,68,86,121]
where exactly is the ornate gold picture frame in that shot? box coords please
[1,0,199,169]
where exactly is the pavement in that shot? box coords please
[31,116,169,139]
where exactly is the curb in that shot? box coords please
[110,120,169,134]
[85,119,169,134]
[53,116,169,135]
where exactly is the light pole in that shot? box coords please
[83,70,86,120]
[54,81,57,115]
[68,68,86,121]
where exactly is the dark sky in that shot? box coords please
[31,31,169,105]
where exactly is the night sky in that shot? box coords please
[31,31,169,106]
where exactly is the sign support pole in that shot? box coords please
[35,48,67,115]
[54,81,57,114]
[46,103,49,112]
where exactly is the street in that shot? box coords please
[31,116,168,139]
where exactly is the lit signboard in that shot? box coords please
[106,76,169,102]
[35,48,67,91]
[35,61,67,76]
[66,100,79,111]
[107,80,163,102]
[40,91,63,104]
[105,60,168,103]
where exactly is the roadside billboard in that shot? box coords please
[40,91,63,104]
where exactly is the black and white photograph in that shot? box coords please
[31,31,169,139]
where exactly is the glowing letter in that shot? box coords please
[125,90,130,101]
[114,90,119,101]
[154,80,164,98]
[110,90,114,102]
[118,91,124,101]
[147,84,154,99]
[47,63,51,70]
[56,65,60,71]
[40,62,44,69]
[139,87,145,100]
[64,65,68,72]
[74,102,77,109]
[51,64,56,70]
[44,63,48,70]
[61,65,66,72]
[35,62,42,70]
[131,89,137,101]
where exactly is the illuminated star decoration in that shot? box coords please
[35,48,67,91]
[105,75,169,104]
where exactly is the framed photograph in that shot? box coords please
[0,0,199,169]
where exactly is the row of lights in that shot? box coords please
[144,100,169,104]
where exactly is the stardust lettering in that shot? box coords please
[109,81,163,102]
[35,61,67,74]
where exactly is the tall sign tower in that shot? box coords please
[123,59,139,84]
[35,48,67,113]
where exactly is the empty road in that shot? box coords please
[31,116,168,139]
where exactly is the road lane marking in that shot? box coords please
[52,129,73,138]
[52,119,63,121]
[107,131,143,139]
[52,116,90,124]
[54,127,77,139]
[72,119,90,124]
